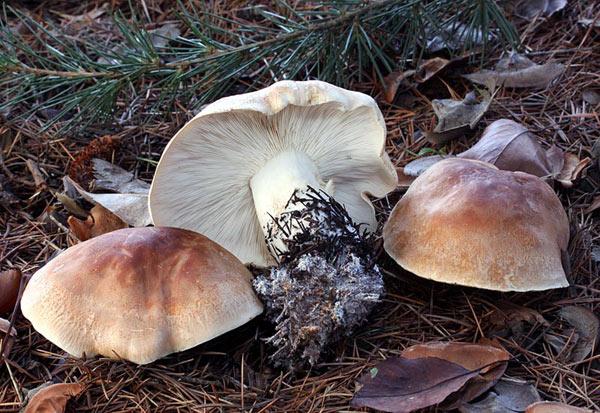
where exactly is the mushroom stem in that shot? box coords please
[250,151,334,252]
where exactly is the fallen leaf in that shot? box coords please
[382,70,415,103]
[427,23,489,53]
[458,119,564,177]
[464,54,564,88]
[582,89,600,105]
[403,155,456,177]
[149,23,181,49]
[23,382,84,413]
[585,197,600,214]
[426,88,493,145]
[351,357,481,413]
[490,300,550,330]
[64,159,152,227]
[395,167,417,188]
[0,317,17,358]
[592,246,600,263]
[91,158,150,195]
[401,341,510,409]
[67,204,128,242]
[557,153,592,188]
[416,57,451,83]
[557,306,599,362]
[460,378,541,412]
[0,269,22,315]
[516,0,567,18]
[526,401,593,412]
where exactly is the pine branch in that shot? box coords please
[0,0,520,132]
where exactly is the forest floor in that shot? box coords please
[1,0,599,412]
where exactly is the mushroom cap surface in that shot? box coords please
[149,80,398,266]
[21,227,263,364]
[383,158,569,291]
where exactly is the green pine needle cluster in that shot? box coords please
[0,1,519,132]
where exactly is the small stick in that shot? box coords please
[25,160,47,192]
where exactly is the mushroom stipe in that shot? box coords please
[253,187,384,369]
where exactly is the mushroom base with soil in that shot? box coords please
[253,188,384,370]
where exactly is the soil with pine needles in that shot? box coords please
[1,0,599,412]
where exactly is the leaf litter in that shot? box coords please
[22,382,84,413]
[459,378,541,412]
[464,54,564,88]
[351,341,510,412]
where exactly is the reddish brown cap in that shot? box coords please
[21,227,263,364]
[383,158,569,291]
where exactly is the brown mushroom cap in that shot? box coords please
[383,158,569,291]
[21,227,263,364]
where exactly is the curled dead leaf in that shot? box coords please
[395,167,417,189]
[557,154,592,188]
[426,87,494,145]
[23,382,84,413]
[382,70,414,103]
[464,55,563,88]
[67,204,128,242]
[516,0,567,18]
[458,119,564,177]
[415,57,451,83]
[459,378,541,412]
[0,269,22,315]
[0,317,17,358]
[557,306,599,362]
[526,401,593,412]
[401,341,510,409]
[584,196,600,215]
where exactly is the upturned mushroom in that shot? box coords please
[149,80,397,368]
[148,80,397,266]
[21,227,263,364]
[383,158,569,292]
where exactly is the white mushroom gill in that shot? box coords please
[250,151,334,257]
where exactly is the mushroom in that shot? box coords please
[20,227,263,364]
[148,80,397,266]
[383,158,569,291]
[149,80,397,368]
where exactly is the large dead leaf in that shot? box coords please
[415,57,451,83]
[351,357,482,413]
[23,382,84,413]
[557,153,591,188]
[557,306,599,362]
[459,379,541,412]
[426,88,493,145]
[0,317,17,358]
[0,269,21,315]
[490,300,550,332]
[464,54,564,88]
[67,204,128,242]
[458,119,564,177]
[526,401,594,412]
[401,341,510,409]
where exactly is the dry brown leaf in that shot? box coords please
[0,269,21,315]
[490,300,550,330]
[403,155,455,177]
[401,342,511,409]
[426,88,493,145]
[416,57,451,83]
[459,379,541,412]
[557,153,592,188]
[351,357,482,413]
[0,317,17,358]
[23,382,84,413]
[557,306,599,362]
[582,89,600,105]
[396,167,417,188]
[526,401,593,412]
[381,70,415,103]
[458,119,564,177]
[68,204,128,242]
[464,55,563,88]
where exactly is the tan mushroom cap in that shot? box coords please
[21,227,263,364]
[383,158,569,291]
[149,80,398,267]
